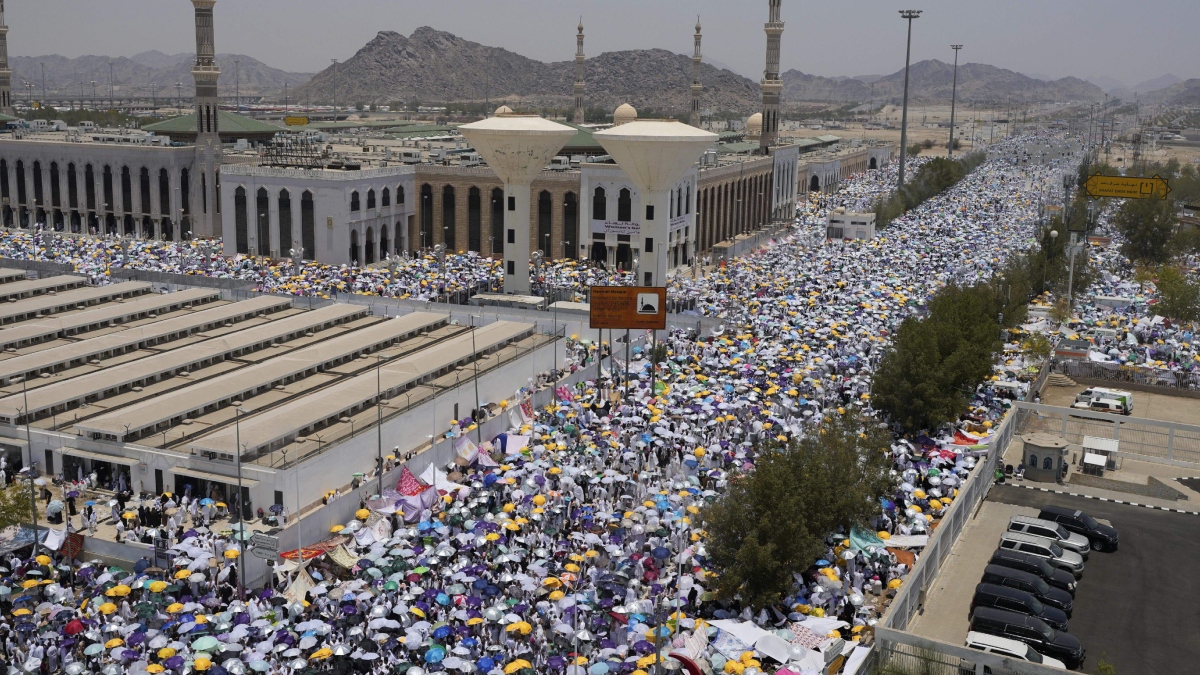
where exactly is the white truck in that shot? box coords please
[1072,387,1133,415]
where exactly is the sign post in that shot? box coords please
[1083,173,1170,200]
[590,286,667,404]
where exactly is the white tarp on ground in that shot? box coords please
[883,534,928,548]
[419,464,470,494]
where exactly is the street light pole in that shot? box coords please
[896,10,922,188]
[232,401,247,600]
[948,44,962,157]
[468,315,482,444]
[376,354,385,498]
[234,60,240,115]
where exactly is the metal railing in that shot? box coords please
[872,628,1066,675]
[1057,359,1200,394]
[1012,400,1200,467]
[882,407,1021,631]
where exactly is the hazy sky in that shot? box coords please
[7,0,1196,87]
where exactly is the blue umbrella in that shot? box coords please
[424,645,446,664]
[432,626,452,640]
[651,547,670,560]
[436,593,450,606]
[477,658,495,672]
[199,498,214,506]
[589,663,610,675]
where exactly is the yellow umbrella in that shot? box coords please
[166,603,184,613]
[174,569,192,580]
[105,638,124,648]
[224,549,241,559]
[466,617,484,626]
[584,550,599,558]
[548,590,565,601]
[122,512,137,520]
[148,581,168,593]
[484,532,500,542]
[330,525,344,533]
[310,648,334,661]
[11,608,30,616]
[410,607,425,618]
[563,563,580,573]
[194,657,212,671]
[158,648,177,659]
[34,555,50,566]
[147,665,166,674]
[21,579,38,590]
[355,509,370,520]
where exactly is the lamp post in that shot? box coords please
[376,355,386,498]
[232,401,247,600]
[896,10,922,188]
[234,60,241,114]
[948,45,962,157]
[20,468,43,560]
[175,82,182,113]
[468,315,482,444]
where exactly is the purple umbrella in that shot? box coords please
[164,655,184,669]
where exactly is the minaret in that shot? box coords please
[573,19,585,125]
[690,18,703,128]
[760,0,784,152]
[0,1,12,114]
[192,0,222,238]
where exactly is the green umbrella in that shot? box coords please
[384,581,399,591]
[192,636,220,652]
[413,566,429,575]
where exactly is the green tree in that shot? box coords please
[702,413,893,609]
[1114,197,1178,264]
[872,284,1002,433]
[907,143,923,158]
[0,483,36,532]
[1153,265,1200,324]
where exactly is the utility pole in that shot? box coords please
[896,10,922,188]
[175,81,182,112]
[948,44,962,157]
[108,62,114,104]
[40,63,45,108]
[234,60,240,114]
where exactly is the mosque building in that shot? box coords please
[0,0,893,271]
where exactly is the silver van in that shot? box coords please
[999,532,1085,578]
[1008,516,1091,560]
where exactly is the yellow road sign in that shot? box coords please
[1084,173,1170,200]
[284,116,310,126]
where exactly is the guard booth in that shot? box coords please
[1021,433,1069,483]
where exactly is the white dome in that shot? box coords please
[746,113,763,137]
[494,105,514,116]
[614,103,638,126]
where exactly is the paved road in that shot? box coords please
[989,485,1200,674]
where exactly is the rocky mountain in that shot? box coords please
[1148,79,1200,106]
[783,59,1104,105]
[289,27,759,114]
[8,52,312,99]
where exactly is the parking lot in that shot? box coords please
[910,483,1200,673]
[1042,384,1200,426]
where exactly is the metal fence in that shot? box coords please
[872,628,1066,675]
[1012,401,1200,466]
[882,406,1025,631]
[1058,359,1200,394]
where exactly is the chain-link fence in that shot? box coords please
[1058,359,1200,395]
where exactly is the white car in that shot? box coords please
[965,631,1066,669]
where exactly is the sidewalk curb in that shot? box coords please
[1002,482,1200,516]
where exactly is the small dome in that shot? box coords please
[614,103,638,126]
[746,112,763,137]
[494,105,514,116]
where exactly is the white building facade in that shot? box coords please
[218,164,416,265]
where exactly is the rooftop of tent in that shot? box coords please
[142,110,284,142]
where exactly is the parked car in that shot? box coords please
[989,548,1077,595]
[1070,398,1127,415]
[999,532,1085,578]
[1008,515,1091,559]
[980,565,1073,615]
[964,631,1067,669]
[971,583,1069,632]
[1038,504,1119,551]
[969,607,1084,670]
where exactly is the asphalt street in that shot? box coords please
[988,485,1200,674]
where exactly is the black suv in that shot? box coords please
[990,548,1077,595]
[981,564,1073,616]
[971,582,1069,632]
[1039,505,1119,551]
[970,606,1085,670]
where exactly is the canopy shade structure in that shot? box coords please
[594,120,717,286]
[459,115,576,295]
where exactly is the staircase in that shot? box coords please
[1047,373,1077,387]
